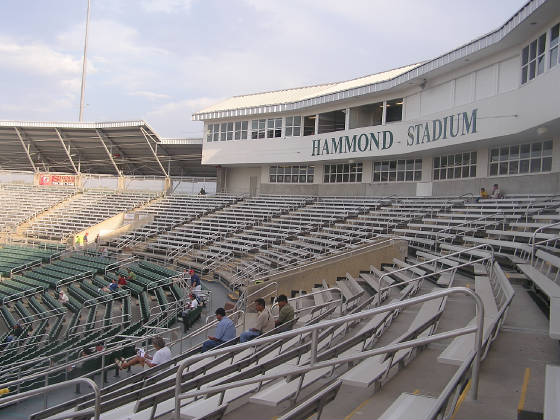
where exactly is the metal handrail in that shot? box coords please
[0,378,100,420]
[175,287,485,417]
[530,221,560,263]
[375,243,495,306]
[434,213,498,244]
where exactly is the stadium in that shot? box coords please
[0,0,559,419]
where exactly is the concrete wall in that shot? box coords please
[251,239,407,298]
[225,166,261,194]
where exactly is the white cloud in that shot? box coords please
[145,97,222,137]
[130,90,171,100]
[140,0,194,13]
[0,36,81,76]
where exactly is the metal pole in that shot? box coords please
[79,0,91,122]
[310,329,318,366]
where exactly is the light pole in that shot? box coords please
[79,0,91,122]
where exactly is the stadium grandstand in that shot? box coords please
[0,1,558,420]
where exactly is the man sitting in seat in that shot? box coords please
[118,274,127,287]
[58,290,69,304]
[126,269,136,282]
[181,294,199,332]
[202,308,236,352]
[116,336,171,369]
[102,279,119,293]
[190,269,201,297]
[275,295,295,330]
[240,298,274,343]
[491,183,504,199]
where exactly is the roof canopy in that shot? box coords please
[0,120,214,177]
[193,0,557,121]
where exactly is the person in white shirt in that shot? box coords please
[116,336,172,369]
[58,290,69,304]
[181,294,200,332]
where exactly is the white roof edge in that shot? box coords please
[0,120,148,129]
[192,0,544,121]
[160,138,203,145]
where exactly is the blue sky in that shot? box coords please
[0,0,527,137]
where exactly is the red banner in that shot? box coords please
[39,174,76,186]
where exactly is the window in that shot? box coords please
[269,166,314,183]
[522,32,546,84]
[220,122,233,141]
[207,123,219,142]
[318,110,346,134]
[303,115,316,136]
[349,102,383,129]
[234,121,248,140]
[251,119,266,139]
[433,152,477,180]
[267,118,282,138]
[385,98,403,123]
[550,23,559,69]
[489,141,552,176]
[285,116,301,137]
[373,159,422,182]
[323,163,363,183]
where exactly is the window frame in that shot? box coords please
[323,163,363,183]
[269,165,314,183]
[285,116,302,137]
[489,140,553,177]
[373,159,422,183]
[522,32,547,84]
[433,152,477,181]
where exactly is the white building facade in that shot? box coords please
[194,0,560,196]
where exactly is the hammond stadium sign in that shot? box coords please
[311,108,478,157]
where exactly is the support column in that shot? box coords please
[164,177,172,194]
[117,176,126,191]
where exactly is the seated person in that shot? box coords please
[127,269,136,282]
[181,294,199,332]
[102,279,119,293]
[12,324,23,338]
[116,336,171,369]
[202,308,236,352]
[480,187,489,199]
[240,298,274,343]
[275,295,295,329]
[118,274,127,287]
[491,183,504,199]
[190,269,201,297]
[58,290,69,304]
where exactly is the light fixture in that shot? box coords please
[537,126,548,135]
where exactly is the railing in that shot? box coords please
[174,287,485,418]
[375,243,495,305]
[0,378,100,420]
[104,255,137,274]
[434,213,499,245]
[0,284,45,305]
[9,257,43,276]
[55,270,95,288]
[530,221,560,264]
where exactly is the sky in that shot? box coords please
[0,0,528,138]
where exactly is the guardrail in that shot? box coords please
[174,287,485,418]
[0,378,100,420]
[9,257,43,277]
[530,221,560,264]
[375,243,495,306]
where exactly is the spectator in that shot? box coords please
[12,324,23,338]
[101,247,109,258]
[127,269,137,282]
[181,294,199,332]
[189,269,201,297]
[95,234,101,248]
[199,187,206,195]
[102,279,119,293]
[83,232,89,244]
[116,336,171,369]
[476,187,489,202]
[491,183,504,199]
[58,290,69,304]
[240,298,274,343]
[202,308,236,352]
[118,274,127,287]
[275,295,294,328]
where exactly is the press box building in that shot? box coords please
[193,0,560,197]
